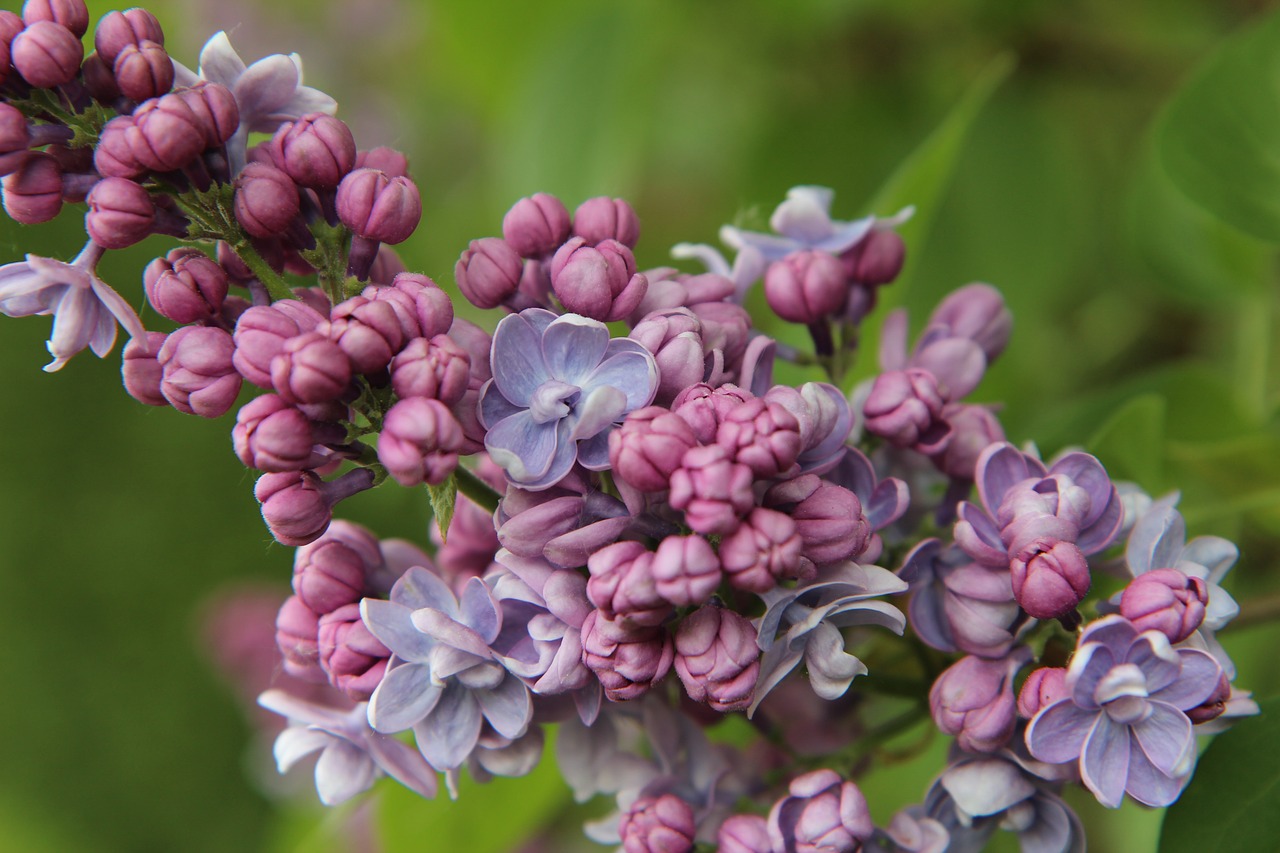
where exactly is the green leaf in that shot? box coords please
[1159,698,1280,853]
[1086,394,1167,492]
[426,474,458,543]
[1158,11,1280,243]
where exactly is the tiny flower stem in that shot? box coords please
[454,464,502,513]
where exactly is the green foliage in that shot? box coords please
[426,474,459,544]
[1087,393,1167,491]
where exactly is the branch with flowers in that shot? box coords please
[0,2,1272,851]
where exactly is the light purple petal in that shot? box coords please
[485,410,560,482]
[274,85,338,122]
[1180,535,1238,582]
[770,186,836,242]
[913,338,986,399]
[812,217,876,255]
[236,54,301,121]
[274,726,333,772]
[570,385,628,442]
[1150,649,1222,710]
[878,308,909,371]
[365,735,439,799]
[977,444,1035,515]
[1132,702,1193,776]
[1080,716,1129,808]
[1124,738,1189,807]
[476,674,533,739]
[940,759,1034,817]
[803,621,868,699]
[1019,793,1084,853]
[44,286,99,372]
[90,275,146,341]
[1050,453,1116,526]
[1067,643,1114,710]
[581,351,658,412]
[315,739,378,805]
[361,599,434,662]
[491,313,551,406]
[460,577,501,643]
[542,315,610,385]
[411,608,493,660]
[719,224,801,261]
[1026,700,1097,765]
[1125,632,1181,694]
[512,419,579,491]
[367,662,442,733]
[479,379,524,428]
[574,430,612,471]
[415,684,483,770]
[1076,492,1124,555]
[196,32,246,88]
[868,477,910,530]
[1125,496,1183,576]
[392,566,459,614]
[748,637,807,717]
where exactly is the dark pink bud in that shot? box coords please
[0,37,8,89]
[674,605,759,712]
[929,654,1021,753]
[257,469,377,547]
[336,167,421,243]
[232,302,327,389]
[550,236,647,322]
[327,294,406,374]
[768,770,873,853]
[668,444,756,536]
[318,603,390,702]
[121,330,169,407]
[80,50,119,102]
[863,368,951,453]
[931,402,1004,480]
[275,594,325,681]
[1009,538,1090,620]
[670,382,753,444]
[619,794,695,853]
[175,81,240,148]
[93,116,145,179]
[502,192,571,257]
[1187,672,1231,725]
[573,195,640,248]
[718,815,773,853]
[272,113,357,190]
[271,331,352,405]
[11,20,82,88]
[1017,666,1069,719]
[144,247,229,324]
[652,534,722,608]
[113,40,173,102]
[719,507,807,593]
[129,93,206,172]
[842,228,905,286]
[382,272,454,338]
[94,7,164,64]
[764,250,846,324]
[2,151,61,224]
[22,0,88,37]
[455,237,522,309]
[0,11,22,46]
[292,520,383,608]
[234,394,319,473]
[157,326,242,418]
[85,177,155,249]
[390,335,471,405]
[928,283,1013,363]
[629,309,707,405]
[580,609,674,702]
[355,146,408,177]
[587,541,672,629]
[0,104,31,169]
[1120,568,1208,643]
[765,475,870,566]
[608,405,698,493]
[716,397,802,479]
[234,161,301,239]
[378,397,463,486]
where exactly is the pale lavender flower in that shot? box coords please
[479,309,658,490]
[0,242,145,371]
[720,185,910,264]
[258,689,437,805]
[875,808,949,853]
[669,240,765,304]
[1025,615,1223,808]
[173,31,337,174]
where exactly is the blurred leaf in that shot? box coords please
[427,474,458,544]
[1159,698,1280,853]
[1087,393,1167,490]
[1158,11,1280,243]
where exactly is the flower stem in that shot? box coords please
[454,464,502,513]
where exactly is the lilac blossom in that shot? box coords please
[0,242,145,371]
[767,768,873,853]
[258,689,437,805]
[1025,615,1223,807]
[480,309,658,490]
[360,567,533,772]
[720,185,911,264]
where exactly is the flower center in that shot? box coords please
[529,380,580,424]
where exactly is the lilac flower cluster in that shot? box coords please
[0,5,1260,850]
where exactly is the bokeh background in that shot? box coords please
[2,0,1279,850]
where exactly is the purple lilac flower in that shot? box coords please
[360,567,533,772]
[825,447,910,563]
[619,793,697,853]
[1025,614,1223,807]
[720,185,909,264]
[0,242,146,371]
[874,808,949,853]
[479,308,658,490]
[258,689,437,805]
[767,768,873,853]
[929,649,1030,754]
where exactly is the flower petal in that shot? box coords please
[1125,495,1183,577]
[485,410,560,483]
[274,726,332,772]
[236,54,301,122]
[1123,737,1190,808]
[367,662,442,733]
[361,599,434,662]
[569,385,628,442]
[1026,700,1096,765]
[1132,701,1193,776]
[1150,648,1222,710]
[415,684,483,770]
[803,621,867,699]
[581,350,658,412]
[365,734,438,799]
[1080,715,1129,808]
[197,32,247,88]
[315,739,378,805]
[491,312,551,406]
[542,314,610,385]
[476,674,532,739]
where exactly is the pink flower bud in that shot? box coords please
[550,237,648,322]
[385,272,454,338]
[929,654,1021,753]
[620,794,695,853]
[587,541,672,629]
[390,335,470,405]
[317,602,390,702]
[336,167,420,243]
[652,534,722,607]
[573,196,640,248]
[0,103,30,172]
[1017,666,1069,719]
[863,368,951,453]
[629,309,707,405]
[256,470,340,547]
[765,475,870,566]
[1119,568,1208,643]
[85,177,155,249]
[22,0,88,38]
[503,192,571,257]
[455,236,522,309]
[356,146,408,177]
[234,161,300,239]
[928,283,1013,363]
[1009,538,1090,620]
[271,331,352,405]
[275,594,324,681]
[129,92,207,172]
[11,20,82,88]
[768,770,873,853]
[112,40,173,102]
[93,116,145,179]
[931,403,1004,480]
[1187,671,1231,725]
[157,326,242,418]
[271,113,357,190]
[79,50,118,102]
[719,507,808,593]
[377,397,463,486]
[674,605,759,712]
[94,8,164,65]
[175,81,240,149]
[716,397,802,479]
[608,405,698,493]
[233,394,320,472]
[2,150,61,224]
[763,250,846,324]
[668,444,756,536]
[232,302,326,388]
[842,228,905,286]
[718,815,773,853]
[327,294,406,374]
[580,609,674,702]
[670,382,753,444]
[144,247,229,324]
[121,330,169,407]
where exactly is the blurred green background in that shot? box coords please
[2,0,1280,850]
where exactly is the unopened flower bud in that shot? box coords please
[864,368,951,454]
[929,654,1020,753]
[652,535,721,607]
[22,0,88,37]
[378,397,463,486]
[455,237,522,309]
[1187,672,1232,725]
[113,40,173,102]
[292,520,382,612]
[94,7,164,65]
[764,250,846,324]
[272,113,356,190]
[719,507,808,592]
[550,236,648,322]
[503,192,571,257]
[1119,568,1208,644]
[271,331,352,405]
[671,382,753,443]
[573,196,640,248]
[129,92,206,172]
[79,50,119,102]
[327,294,406,375]
[317,603,390,702]
[587,541,671,629]
[93,116,145,179]
[121,331,169,407]
[390,335,470,405]
[608,405,698,492]
[232,302,327,388]
[716,396,802,478]
[580,610,674,702]
[386,272,454,338]
[619,794,695,853]
[1009,538,1090,620]
[11,20,83,88]
[234,161,300,239]
[256,468,374,547]
[1017,666,1069,719]
[629,309,706,405]
[336,167,420,243]
[668,444,755,536]
[768,770,873,853]
[355,146,408,177]
[765,475,870,566]
[144,247,229,324]
[85,177,155,249]
[233,394,319,472]
[928,283,1013,363]
[718,815,773,853]
[2,151,61,224]
[157,326,241,418]
[842,228,905,286]
[175,81,240,148]
[674,605,759,712]
[275,594,324,681]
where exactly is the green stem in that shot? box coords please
[454,465,502,513]
[232,239,295,301]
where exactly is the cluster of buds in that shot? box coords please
[0,9,1260,852]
